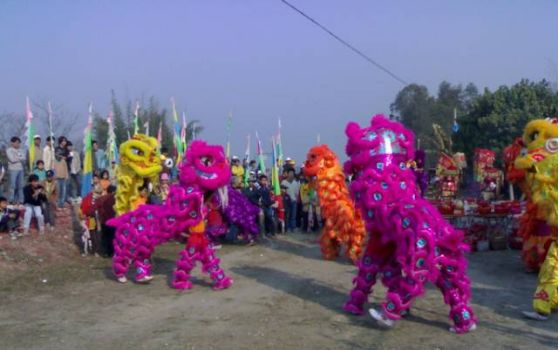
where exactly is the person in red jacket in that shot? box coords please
[80,186,103,256]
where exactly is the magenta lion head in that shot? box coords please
[178,140,231,190]
[345,114,416,174]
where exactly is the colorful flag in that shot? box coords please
[243,134,251,186]
[256,131,266,175]
[171,97,183,164]
[276,118,283,167]
[81,104,94,197]
[157,121,163,144]
[106,109,119,164]
[226,111,233,158]
[181,111,187,154]
[452,108,460,133]
[271,137,281,195]
[25,97,35,172]
[133,101,140,135]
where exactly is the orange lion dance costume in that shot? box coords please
[303,145,366,262]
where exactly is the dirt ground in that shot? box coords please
[0,231,557,350]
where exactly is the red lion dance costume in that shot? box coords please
[302,145,366,262]
[108,141,235,290]
[342,115,477,333]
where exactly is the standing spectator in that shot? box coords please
[299,177,311,231]
[92,140,107,172]
[0,163,5,198]
[281,168,300,233]
[99,170,111,194]
[0,196,20,240]
[27,135,43,168]
[67,141,81,199]
[94,184,117,257]
[43,136,56,172]
[108,161,117,185]
[23,174,46,235]
[6,137,25,204]
[33,160,46,182]
[43,170,57,231]
[54,136,69,208]
[80,185,103,256]
[242,179,260,207]
[231,156,244,182]
[248,160,258,182]
[160,173,170,201]
[257,175,277,237]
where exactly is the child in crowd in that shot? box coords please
[100,170,111,194]
[275,186,287,234]
[43,170,57,231]
[0,196,20,240]
[33,160,47,182]
[133,185,149,210]
[80,185,103,256]
[23,174,46,235]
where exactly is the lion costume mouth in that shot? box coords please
[196,170,218,180]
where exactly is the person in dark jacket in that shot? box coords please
[257,175,277,237]
[94,185,117,257]
[23,174,46,235]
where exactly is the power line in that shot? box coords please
[279,0,408,86]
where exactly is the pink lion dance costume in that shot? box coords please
[342,115,477,333]
[108,141,234,290]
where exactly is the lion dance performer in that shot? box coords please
[504,138,552,272]
[516,118,558,320]
[114,134,162,216]
[108,140,236,290]
[342,114,477,333]
[303,145,366,262]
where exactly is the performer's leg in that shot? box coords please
[525,242,558,319]
[320,220,339,260]
[200,244,233,290]
[343,249,384,315]
[172,245,198,290]
[436,255,477,333]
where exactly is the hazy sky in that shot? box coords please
[0,0,557,162]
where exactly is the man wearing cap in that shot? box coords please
[6,137,25,204]
[27,135,43,169]
[231,156,244,183]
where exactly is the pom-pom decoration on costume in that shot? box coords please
[342,114,477,333]
[303,145,366,262]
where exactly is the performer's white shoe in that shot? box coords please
[117,276,128,283]
[137,275,154,284]
[522,311,548,321]
[449,323,477,333]
[368,308,395,328]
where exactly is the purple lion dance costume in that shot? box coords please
[342,115,477,333]
[108,140,257,289]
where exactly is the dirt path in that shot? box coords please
[0,233,557,350]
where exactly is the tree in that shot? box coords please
[452,79,557,166]
[32,99,79,140]
[111,90,129,145]
[93,114,109,149]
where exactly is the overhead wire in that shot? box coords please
[279,0,408,86]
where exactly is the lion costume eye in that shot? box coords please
[201,156,214,166]
[131,147,144,156]
[530,131,539,142]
